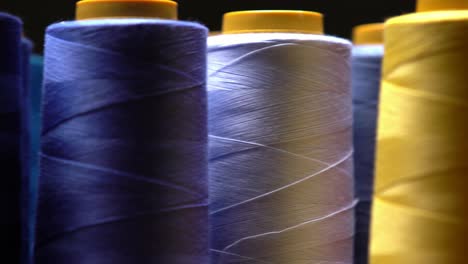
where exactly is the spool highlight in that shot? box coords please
[370,7,468,264]
[209,10,355,263]
[35,1,209,263]
[351,23,384,264]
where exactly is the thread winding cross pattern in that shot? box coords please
[36,19,209,264]
[371,11,468,264]
[208,33,356,264]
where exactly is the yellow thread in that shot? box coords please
[370,10,468,264]
[371,197,466,264]
[373,196,461,224]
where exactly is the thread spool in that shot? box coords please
[0,12,22,264]
[19,37,33,264]
[35,1,209,263]
[208,10,355,263]
[28,53,43,264]
[370,1,468,263]
[351,23,384,264]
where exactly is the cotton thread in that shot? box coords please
[19,37,33,264]
[208,32,356,263]
[35,19,209,263]
[351,44,383,264]
[0,12,22,264]
[27,54,43,264]
[370,10,468,264]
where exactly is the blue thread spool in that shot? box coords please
[35,1,209,263]
[351,23,384,264]
[19,37,34,264]
[28,53,43,264]
[0,12,22,264]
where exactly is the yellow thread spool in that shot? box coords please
[222,10,323,34]
[370,2,468,263]
[352,23,384,45]
[76,0,177,20]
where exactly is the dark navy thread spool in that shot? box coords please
[351,23,384,264]
[209,11,356,263]
[19,37,33,264]
[35,1,209,263]
[0,12,22,263]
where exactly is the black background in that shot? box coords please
[0,0,415,53]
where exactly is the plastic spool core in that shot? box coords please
[417,0,468,12]
[222,10,324,34]
[352,23,384,45]
[209,31,221,36]
[76,0,178,20]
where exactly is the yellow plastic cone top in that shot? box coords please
[417,0,468,12]
[209,31,221,36]
[222,10,324,34]
[76,0,177,20]
[352,23,384,45]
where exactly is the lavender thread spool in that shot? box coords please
[208,11,356,264]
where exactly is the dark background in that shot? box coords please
[0,0,415,53]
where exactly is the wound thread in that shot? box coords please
[0,12,22,264]
[35,18,209,263]
[351,44,383,264]
[26,53,44,264]
[351,22,384,264]
[370,10,468,264]
[19,37,33,264]
[208,29,356,263]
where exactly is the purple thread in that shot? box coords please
[35,19,209,264]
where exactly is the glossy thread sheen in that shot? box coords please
[208,33,356,264]
[371,11,468,264]
[35,19,209,264]
[0,12,22,264]
[351,45,383,264]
